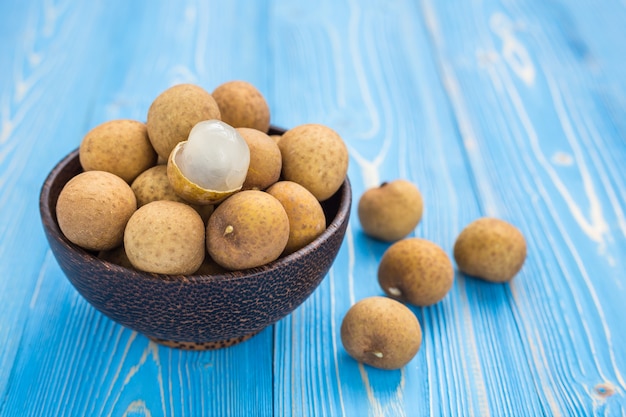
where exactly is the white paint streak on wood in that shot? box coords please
[493,58,626,389]
[529,325,564,417]
[329,268,348,417]
[544,71,609,244]
[442,58,500,216]
[167,349,175,417]
[420,1,493,414]
[348,143,388,190]
[480,25,590,383]
[391,369,407,417]
[98,331,138,416]
[346,224,356,306]
[358,363,385,417]
[181,351,190,417]
[490,12,535,86]
[457,278,491,417]
[486,12,609,244]
[320,19,347,110]
[121,400,153,417]
[490,55,626,395]
[345,0,396,190]
[558,80,626,239]
[509,284,563,416]
[29,250,53,308]
[347,0,380,140]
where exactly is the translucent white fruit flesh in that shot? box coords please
[176,120,250,192]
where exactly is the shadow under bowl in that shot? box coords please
[39,126,352,349]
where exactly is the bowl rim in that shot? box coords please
[39,130,352,285]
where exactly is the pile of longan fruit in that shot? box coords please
[56,81,349,275]
[340,180,527,370]
[55,79,527,366]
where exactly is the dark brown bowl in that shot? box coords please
[39,126,351,349]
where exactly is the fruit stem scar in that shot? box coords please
[369,351,384,358]
[224,225,234,236]
[388,287,402,297]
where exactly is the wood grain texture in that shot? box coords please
[1,0,626,416]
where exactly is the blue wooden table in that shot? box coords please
[2,1,626,416]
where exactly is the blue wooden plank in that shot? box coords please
[421,0,626,414]
[1,1,276,416]
[0,0,116,404]
[2,256,275,417]
[1,0,626,416]
[270,1,492,415]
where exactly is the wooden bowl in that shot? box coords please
[39,127,351,350]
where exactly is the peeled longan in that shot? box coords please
[166,120,250,205]
[206,190,289,270]
[124,201,205,275]
[266,181,326,255]
[56,171,137,251]
[278,124,348,201]
[378,238,454,306]
[146,84,221,160]
[453,217,527,283]
[212,80,270,132]
[236,127,282,191]
[358,179,423,242]
[79,120,157,183]
[341,296,422,370]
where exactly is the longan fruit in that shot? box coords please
[56,171,137,251]
[453,217,527,283]
[278,124,348,201]
[236,127,282,191]
[206,190,289,270]
[79,119,157,183]
[358,179,423,242]
[146,84,221,160]
[266,181,326,255]
[124,201,205,275]
[212,80,270,132]
[378,238,454,306]
[341,296,422,370]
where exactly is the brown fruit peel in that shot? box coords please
[166,140,241,205]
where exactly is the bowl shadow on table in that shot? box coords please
[337,335,407,402]
[455,270,516,309]
[39,135,352,350]
[355,229,394,261]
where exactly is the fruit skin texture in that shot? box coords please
[340,296,422,370]
[79,119,157,183]
[236,127,282,191]
[266,181,326,255]
[206,190,290,270]
[378,238,454,306]
[453,217,527,283]
[56,171,137,251]
[146,84,221,160]
[212,80,270,133]
[278,124,349,202]
[124,200,205,275]
[358,179,423,242]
